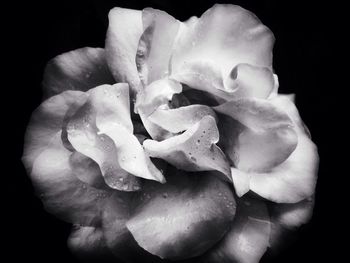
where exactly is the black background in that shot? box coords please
[7,0,339,263]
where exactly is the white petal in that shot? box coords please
[106,8,143,93]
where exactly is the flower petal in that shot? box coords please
[148,104,217,133]
[206,197,271,263]
[171,4,274,78]
[126,171,236,260]
[136,78,182,116]
[136,78,182,140]
[31,133,112,225]
[143,116,231,180]
[69,152,109,190]
[106,8,143,93]
[225,63,275,99]
[214,98,298,172]
[101,192,170,263]
[170,60,234,102]
[67,85,141,191]
[43,48,115,98]
[136,8,180,85]
[92,84,165,183]
[22,90,88,173]
[271,197,314,229]
[247,95,319,203]
[67,225,115,262]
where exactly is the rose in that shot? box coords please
[22,4,319,263]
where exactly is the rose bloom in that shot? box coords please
[22,4,319,263]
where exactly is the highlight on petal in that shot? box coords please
[106,8,143,92]
[214,98,298,172]
[205,196,270,263]
[171,4,274,79]
[170,60,234,102]
[224,63,275,99]
[246,96,319,203]
[31,133,112,226]
[22,90,88,173]
[271,197,314,229]
[43,47,115,98]
[67,84,165,191]
[143,116,231,180]
[148,104,217,133]
[67,225,115,262]
[126,171,236,260]
[230,167,250,197]
[136,8,180,85]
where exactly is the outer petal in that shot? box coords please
[31,133,112,225]
[106,8,143,93]
[214,98,298,172]
[126,171,236,260]
[268,197,315,250]
[43,48,115,98]
[22,90,88,173]
[101,192,164,263]
[67,225,115,262]
[171,4,274,78]
[143,116,231,180]
[205,197,271,263]
[136,8,180,85]
[247,95,319,203]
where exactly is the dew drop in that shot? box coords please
[162,193,168,199]
[190,156,197,162]
[218,192,223,196]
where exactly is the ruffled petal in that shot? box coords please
[42,48,115,98]
[214,98,298,172]
[126,171,236,260]
[106,8,143,93]
[136,78,182,140]
[31,133,112,225]
[247,95,319,203]
[148,104,217,133]
[225,63,275,99]
[136,8,180,85]
[67,84,165,190]
[22,90,88,173]
[171,4,274,79]
[206,197,270,263]
[143,116,231,180]
[67,225,115,262]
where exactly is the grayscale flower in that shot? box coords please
[22,4,319,263]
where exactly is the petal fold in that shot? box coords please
[143,116,231,180]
